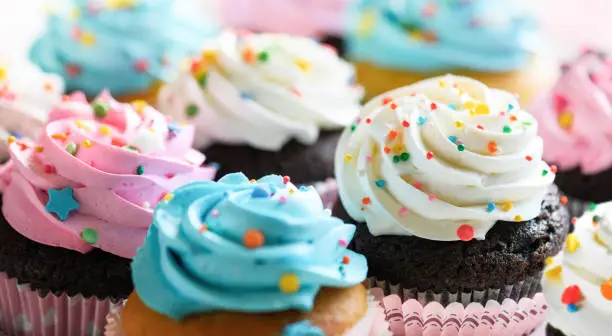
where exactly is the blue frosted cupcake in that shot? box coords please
[30,0,218,102]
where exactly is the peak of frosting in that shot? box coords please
[30,0,217,96]
[335,75,554,241]
[158,31,363,150]
[0,92,215,258]
[542,202,612,334]
[533,49,612,174]
[347,0,539,72]
[132,173,367,320]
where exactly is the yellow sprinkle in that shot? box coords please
[357,9,376,36]
[131,100,148,115]
[545,257,554,266]
[7,136,15,144]
[545,265,563,281]
[163,193,174,201]
[106,0,136,9]
[289,188,295,194]
[249,179,257,184]
[344,154,353,162]
[558,111,574,130]
[392,143,405,154]
[474,103,490,115]
[464,101,476,109]
[148,127,155,133]
[279,273,300,293]
[75,120,91,131]
[35,146,44,153]
[294,59,311,72]
[454,120,464,128]
[566,233,581,253]
[594,232,607,247]
[71,8,81,20]
[202,49,218,64]
[0,67,6,80]
[98,125,111,136]
[502,201,513,212]
[82,140,93,148]
[408,30,426,42]
[438,80,445,88]
[513,215,522,222]
[80,32,96,46]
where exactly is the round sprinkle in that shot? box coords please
[211,209,219,217]
[426,152,434,160]
[571,217,577,225]
[65,142,78,155]
[35,146,44,153]
[457,144,466,152]
[400,152,410,161]
[430,102,437,110]
[601,281,612,300]
[93,103,109,118]
[342,256,350,264]
[387,129,398,140]
[279,273,300,293]
[338,239,348,247]
[514,215,523,222]
[542,170,549,176]
[428,194,436,201]
[344,154,353,162]
[82,140,92,148]
[7,136,15,144]
[365,118,372,124]
[457,224,475,241]
[98,125,111,136]
[551,165,558,173]
[389,103,398,110]
[81,228,98,244]
[375,179,385,188]
[560,196,568,205]
[418,116,427,125]
[350,125,356,132]
[487,202,496,212]
[136,165,144,175]
[392,155,400,163]
[448,136,457,143]
[525,155,533,161]
[243,229,265,249]
[257,51,269,62]
[567,304,579,313]
[279,196,287,204]
[362,197,371,205]
[401,120,410,127]
[487,141,497,154]
[502,201,513,212]
[398,207,408,216]
[283,176,291,184]
[381,97,393,105]
[186,104,199,118]
[502,125,512,133]
[589,203,597,211]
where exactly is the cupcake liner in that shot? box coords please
[563,195,592,222]
[312,178,339,210]
[369,287,548,336]
[0,272,122,336]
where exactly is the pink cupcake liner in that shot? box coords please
[0,272,122,336]
[312,178,339,210]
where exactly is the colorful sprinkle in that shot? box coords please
[487,141,497,154]
[514,215,523,222]
[559,196,568,205]
[243,229,265,249]
[342,256,351,264]
[476,125,484,131]
[46,187,80,221]
[400,152,410,161]
[282,176,291,184]
[401,120,410,127]
[136,165,144,175]
[387,129,398,140]
[430,102,438,110]
[542,170,549,176]
[448,103,456,110]
[474,103,490,115]
[392,155,400,163]
[561,285,584,305]
[567,304,579,313]
[251,187,270,198]
[81,228,98,244]
[294,59,311,72]
[362,197,371,205]
[375,180,386,188]
[601,280,612,300]
[457,144,466,152]
[398,207,408,216]
[525,155,533,162]
[51,133,67,142]
[98,125,111,136]
[384,146,391,154]
[545,257,554,266]
[382,97,393,105]
[454,120,464,128]
[502,125,512,133]
[257,51,269,63]
[565,233,581,253]
[186,104,199,118]
[163,193,174,202]
[344,154,353,162]
[417,116,427,125]
[92,103,109,118]
[545,265,562,280]
[426,152,434,160]
[390,103,398,110]
[558,111,574,130]
[590,203,597,211]
[428,194,436,201]
[551,165,558,174]
[65,142,79,156]
[501,201,513,212]
[457,224,475,241]
[593,215,601,225]
[279,273,300,293]
[448,136,457,143]
[487,202,496,212]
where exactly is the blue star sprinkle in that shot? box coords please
[46,187,80,221]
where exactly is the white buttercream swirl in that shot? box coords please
[543,202,612,335]
[335,75,554,241]
[0,60,64,158]
[158,31,363,150]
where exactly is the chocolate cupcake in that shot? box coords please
[532,49,612,220]
[542,201,612,335]
[104,173,391,336]
[334,75,569,310]
[157,31,363,190]
[0,92,215,335]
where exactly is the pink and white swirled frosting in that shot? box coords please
[532,50,612,174]
[0,91,216,259]
[220,0,352,36]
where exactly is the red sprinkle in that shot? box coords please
[158,192,168,202]
[165,173,175,179]
[571,217,577,225]
[387,129,398,140]
[401,120,410,127]
[111,137,127,147]
[430,102,438,110]
[384,146,391,153]
[390,103,398,110]
[290,88,302,97]
[560,196,568,205]
[525,155,533,162]
[382,97,393,105]
[362,197,371,205]
[477,125,484,130]
[457,224,475,241]
[282,176,291,184]
[561,285,584,305]
[365,118,372,124]
[426,152,434,160]
[43,164,56,175]
[551,165,558,173]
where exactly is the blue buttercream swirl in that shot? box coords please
[283,320,326,336]
[347,0,540,72]
[30,0,217,96]
[132,173,367,320]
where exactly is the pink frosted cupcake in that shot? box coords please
[220,0,353,55]
[532,49,612,219]
[0,92,215,335]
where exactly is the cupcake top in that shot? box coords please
[0,92,216,259]
[533,50,612,175]
[30,0,217,97]
[335,75,554,241]
[132,173,367,320]
[347,0,539,72]
[542,202,612,334]
[220,0,352,36]
[158,31,363,150]
[0,60,65,158]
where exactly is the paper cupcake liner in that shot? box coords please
[312,178,339,210]
[563,195,593,223]
[0,272,122,336]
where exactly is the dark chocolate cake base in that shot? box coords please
[333,186,569,298]
[546,324,566,336]
[0,197,132,300]
[204,130,341,184]
[554,166,612,203]
[320,35,346,58]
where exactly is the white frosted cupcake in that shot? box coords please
[543,202,612,335]
[158,30,363,187]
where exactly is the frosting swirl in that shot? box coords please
[0,60,64,158]
[132,173,367,319]
[0,92,216,258]
[158,31,363,150]
[335,75,554,241]
[30,0,217,96]
[533,50,612,174]
[542,202,612,335]
[347,0,539,72]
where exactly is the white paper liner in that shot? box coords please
[0,272,122,336]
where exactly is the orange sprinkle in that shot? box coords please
[44,82,53,92]
[488,141,497,154]
[384,146,391,154]
[601,281,612,300]
[362,197,371,205]
[35,146,44,153]
[242,47,256,64]
[199,224,208,232]
[509,115,517,122]
[387,129,398,140]
[381,97,393,105]
[342,256,350,264]
[560,196,568,205]
[7,136,15,144]
[243,229,265,249]
[390,103,398,110]
[51,133,67,142]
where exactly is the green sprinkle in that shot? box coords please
[258,51,269,62]
[81,228,98,244]
[375,179,385,188]
[93,103,109,119]
[186,104,199,118]
[65,142,78,156]
[589,203,597,211]
[503,125,512,133]
[197,73,208,88]
[457,144,465,152]
[542,169,549,176]
[136,165,144,175]
[392,155,400,163]
[350,125,357,132]
[400,152,410,161]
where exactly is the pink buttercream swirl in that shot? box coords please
[534,50,612,174]
[0,91,216,259]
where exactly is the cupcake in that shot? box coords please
[0,92,215,335]
[532,49,612,220]
[158,31,363,196]
[30,0,217,103]
[220,0,353,56]
[542,202,612,335]
[105,173,389,335]
[0,59,64,160]
[347,0,558,103]
[334,75,569,313]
